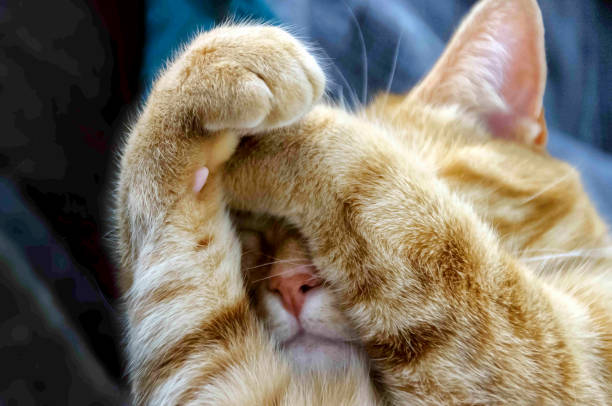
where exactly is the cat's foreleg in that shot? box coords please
[116,25,324,405]
[224,106,599,404]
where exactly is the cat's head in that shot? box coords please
[386,0,606,255]
[238,216,363,370]
[239,0,607,370]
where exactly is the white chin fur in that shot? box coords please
[283,334,358,370]
[261,286,363,370]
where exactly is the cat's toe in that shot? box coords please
[150,25,325,135]
[237,26,326,131]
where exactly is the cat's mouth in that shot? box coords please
[280,331,359,368]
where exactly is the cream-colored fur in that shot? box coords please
[115,0,612,404]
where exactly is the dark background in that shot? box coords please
[1,0,611,404]
[1,1,143,404]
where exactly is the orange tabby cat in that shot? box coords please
[115,0,612,403]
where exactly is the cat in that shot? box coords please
[115,0,612,404]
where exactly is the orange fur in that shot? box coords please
[114,1,612,404]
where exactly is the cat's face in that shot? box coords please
[239,219,363,370]
[235,118,605,373]
[233,0,608,374]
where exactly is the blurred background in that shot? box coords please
[1,0,611,404]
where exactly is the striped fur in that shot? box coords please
[115,1,612,404]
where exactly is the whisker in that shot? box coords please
[304,275,320,284]
[246,258,311,271]
[380,30,403,112]
[342,0,368,105]
[259,252,314,264]
[240,248,258,257]
[262,254,313,265]
[520,248,612,263]
[252,265,316,283]
[518,172,572,205]
[317,47,360,109]
[519,248,567,254]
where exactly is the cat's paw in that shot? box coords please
[155,25,325,133]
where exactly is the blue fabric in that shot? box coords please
[548,133,612,224]
[141,0,612,222]
[269,0,612,153]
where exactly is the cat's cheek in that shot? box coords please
[300,289,355,342]
[261,292,299,343]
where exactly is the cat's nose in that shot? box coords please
[267,265,322,319]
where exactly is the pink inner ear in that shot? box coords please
[485,111,519,141]
[410,0,547,146]
[193,166,209,193]
[498,18,544,120]
[485,110,544,145]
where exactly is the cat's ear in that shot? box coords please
[410,0,548,147]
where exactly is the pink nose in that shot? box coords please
[267,265,322,319]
